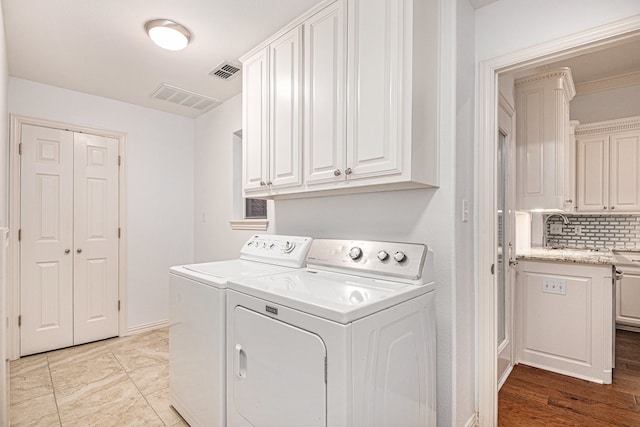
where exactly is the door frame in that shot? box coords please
[8,115,128,360]
[477,16,640,425]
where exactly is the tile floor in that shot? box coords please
[9,327,188,426]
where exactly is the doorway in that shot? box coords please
[477,19,640,426]
[9,116,128,360]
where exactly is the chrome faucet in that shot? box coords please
[543,213,571,248]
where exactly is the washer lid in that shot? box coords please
[228,269,435,324]
[170,260,298,288]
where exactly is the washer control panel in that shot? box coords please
[306,239,432,283]
[240,235,313,268]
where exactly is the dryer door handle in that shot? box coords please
[235,344,247,379]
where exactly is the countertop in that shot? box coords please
[517,247,617,265]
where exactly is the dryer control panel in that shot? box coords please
[305,239,433,284]
[240,235,313,268]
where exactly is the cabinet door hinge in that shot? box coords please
[18,229,21,241]
[118,155,121,166]
[490,264,495,275]
[18,143,23,155]
[18,315,21,327]
[118,300,121,312]
[118,228,121,238]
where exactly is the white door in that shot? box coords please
[576,136,609,212]
[346,0,402,180]
[230,306,326,427]
[269,26,303,190]
[73,133,119,345]
[20,125,75,355]
[609,131,640,212]
[304,0,347,185]
[20,125,119,355]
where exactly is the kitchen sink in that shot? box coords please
[613,251,640,265]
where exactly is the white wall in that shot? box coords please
[475,0,640,62]
[571,83,640,123]
[8,78,194,329]
[193,94,265,261]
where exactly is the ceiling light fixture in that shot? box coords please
[145,19,192,51]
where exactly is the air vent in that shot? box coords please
[209,61,241,80]
[151,83,222,112]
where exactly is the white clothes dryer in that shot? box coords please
[226,239,436,427]
[168,235,312,427]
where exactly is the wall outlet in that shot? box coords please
[550,223,563,235]
[542,278,567,295]
[574,225,583,235]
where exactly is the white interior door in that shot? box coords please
[73,133,119,345]
[20,125,119,356]
[20,125,75,355]
[231,306,326,427]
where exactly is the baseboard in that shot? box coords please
[464,412,479,427]
[126,319,169,335]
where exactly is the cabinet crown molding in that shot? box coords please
[515,67,576,100]
[575,115,640,136]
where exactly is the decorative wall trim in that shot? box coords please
[575,115,640,136]
[514,67,576,99]
[126,319,169,335]
[229,219,269,231]
[576,70,640,95]
[464,412,479,427]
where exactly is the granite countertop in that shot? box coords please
[517,247,617,265]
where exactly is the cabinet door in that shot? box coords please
[269,26,303,190]
[242,48,270,194]
[617,273,640,327]
[346,0,402,180]
[610,131,640,212]
[304,1,347,185]
[576,136,609,212]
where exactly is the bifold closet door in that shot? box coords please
[20,125,119,356]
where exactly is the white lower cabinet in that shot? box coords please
[242,0,439,199]
[516,261,614,384]
[616,271,640,328]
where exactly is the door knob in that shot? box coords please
[64,249,70,254]
[76,248,83,254]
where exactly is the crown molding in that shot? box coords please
[575,115,640,136]
[575,70,640,96]
[514,67,576,100]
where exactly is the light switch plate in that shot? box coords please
[550,224,563,234]
[542,278,567,295]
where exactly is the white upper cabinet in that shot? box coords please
[515,68,576,211]
[575,117,640,213]
[242,0,439,198]
[242,27,303,197]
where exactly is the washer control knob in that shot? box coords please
[269,243,275,249]
[377,250,389,261]
[349,247,363,260]
[394,251,406,263]
[283,241,296,253]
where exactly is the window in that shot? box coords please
[245,198,267,219]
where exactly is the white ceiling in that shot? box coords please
[2,0,323,117]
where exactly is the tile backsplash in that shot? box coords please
[546,214,640,249]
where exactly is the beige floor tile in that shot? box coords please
[105,331,163,353]
[9,355,53,404]
[168,418,190,427]
[50,353,126,397]
[61,394,164,427]
[46,341,110,370]
[128,361,169,396]
[9,393,60,427]
[153,327,169,342]
[145,387,186,427]
[56,374,142,423]
[113,339,169,373]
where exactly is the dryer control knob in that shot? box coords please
[394,251,406,263]
[282,241,296,253]
[377,250,389,261]
[349,247,363,260]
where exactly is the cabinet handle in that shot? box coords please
[266,180,272,186]
[64,249,70,254]
[565,199,572,203]
[259,180,266,187]
[76,248,83,254]
[333,169,341,176]
[345,167,353,176]
[604,206,608,210]
[611,206,615,210]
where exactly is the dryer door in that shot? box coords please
[231,306,327,427]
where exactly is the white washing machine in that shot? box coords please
[168,235,312,427]
[226,239,436,427]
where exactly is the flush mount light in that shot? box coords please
[145,19,192,51]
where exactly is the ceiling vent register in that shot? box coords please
[209,61,241,80]
[151,83,221,112]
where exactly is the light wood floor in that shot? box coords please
[9,328,186,426]
[499,329,640,426]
